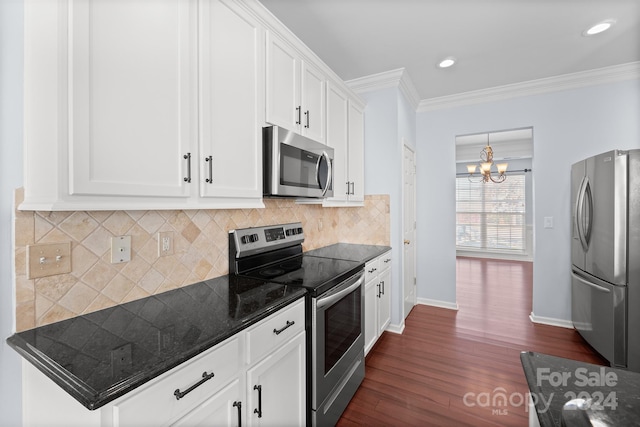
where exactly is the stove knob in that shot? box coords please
[297,227,303,234]
[286,229,292,236]
[241,235,249,244]
[251,233,259,242]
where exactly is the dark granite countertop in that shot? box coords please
[6,275,306,411]
[306,243,391,264]
[520,351,640,426]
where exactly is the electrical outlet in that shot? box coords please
[158,231,174,257]
[111,343,132,379]
[111,236,131,264]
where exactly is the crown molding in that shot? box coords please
[417,61,640,113]
[346,68,421,111]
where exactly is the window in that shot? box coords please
[456,175,526,252]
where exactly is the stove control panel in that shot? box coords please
[231,222,305,258]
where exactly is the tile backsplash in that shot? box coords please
[13,189,390,331]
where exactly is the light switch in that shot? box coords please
[27,242,72,279]
[544,217,554,229]
[111,236,132,264]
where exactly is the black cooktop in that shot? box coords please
[240,254,363,297]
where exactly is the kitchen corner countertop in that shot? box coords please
[6,275,306,411]
[306,243,391,264]
[520,351,640,427]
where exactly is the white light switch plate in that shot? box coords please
[111,236,131,264]
[544,217,554,229]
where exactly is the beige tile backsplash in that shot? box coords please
[13,189,390,331]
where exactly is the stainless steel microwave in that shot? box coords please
[263,126,334,198]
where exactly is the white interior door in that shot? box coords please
[403,144,417,319]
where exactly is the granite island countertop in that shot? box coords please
[520,351,640,426]
[7,274,306,410]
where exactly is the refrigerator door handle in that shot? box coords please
[575,176,589,252]
[572,272,611,293]
[583,178,593,246]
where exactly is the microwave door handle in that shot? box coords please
[316,275,364,309]
[316,151,332,197]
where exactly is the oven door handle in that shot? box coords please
[316,274,364,310]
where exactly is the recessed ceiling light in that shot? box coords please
[438,57,456,68]
[583,19,616,36]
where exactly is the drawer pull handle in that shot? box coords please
[233,401,242,427]
[368,267,377,273]
[254,384,263,418]
[173,371,214,400]
[384,258,391,263]
[273,320,295,335]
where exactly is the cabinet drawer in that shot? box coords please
[113,336,241,427]
[364,258,380,283]
[379,251,392,272]
[246,299,305,365]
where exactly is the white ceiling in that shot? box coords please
[259,0,640,101]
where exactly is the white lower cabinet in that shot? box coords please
[21,299,306,427]
[246,333,306,426]
[364,251,392,355]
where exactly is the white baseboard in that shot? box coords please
[417,298,459,311]
[529,312,574,329]
[386,321,405,334]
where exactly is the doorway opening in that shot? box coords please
[454,128,535,319]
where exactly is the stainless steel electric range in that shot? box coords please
[229,222,365,427]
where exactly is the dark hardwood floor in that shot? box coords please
[337,256,607,426]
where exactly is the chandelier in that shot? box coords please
[466,134,508,183]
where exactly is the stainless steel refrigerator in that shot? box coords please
[571,149,640,372]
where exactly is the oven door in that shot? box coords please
[264,126,334,198]
[312,270,365,425]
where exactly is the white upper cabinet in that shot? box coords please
[324,81,365,206]
[347,100,365,202]
[326,82,349,200]
[300,61,326,143]
[21,0,264,211]
[265,32,326,144]
[70,0,197,199]
[199,0,263,200]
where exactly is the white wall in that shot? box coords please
[1,0,24,424]
[416,79,640,321]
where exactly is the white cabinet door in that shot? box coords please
[199,0,263,200]
[377,266,391,336]
[171,379,243,427]
[347,101,365,202]
[246,332,306,427]
[300,62,326,143]
[69,0,197,198]
[265,32,300,131]
[364,277,378,356]
[326,82,349,201]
